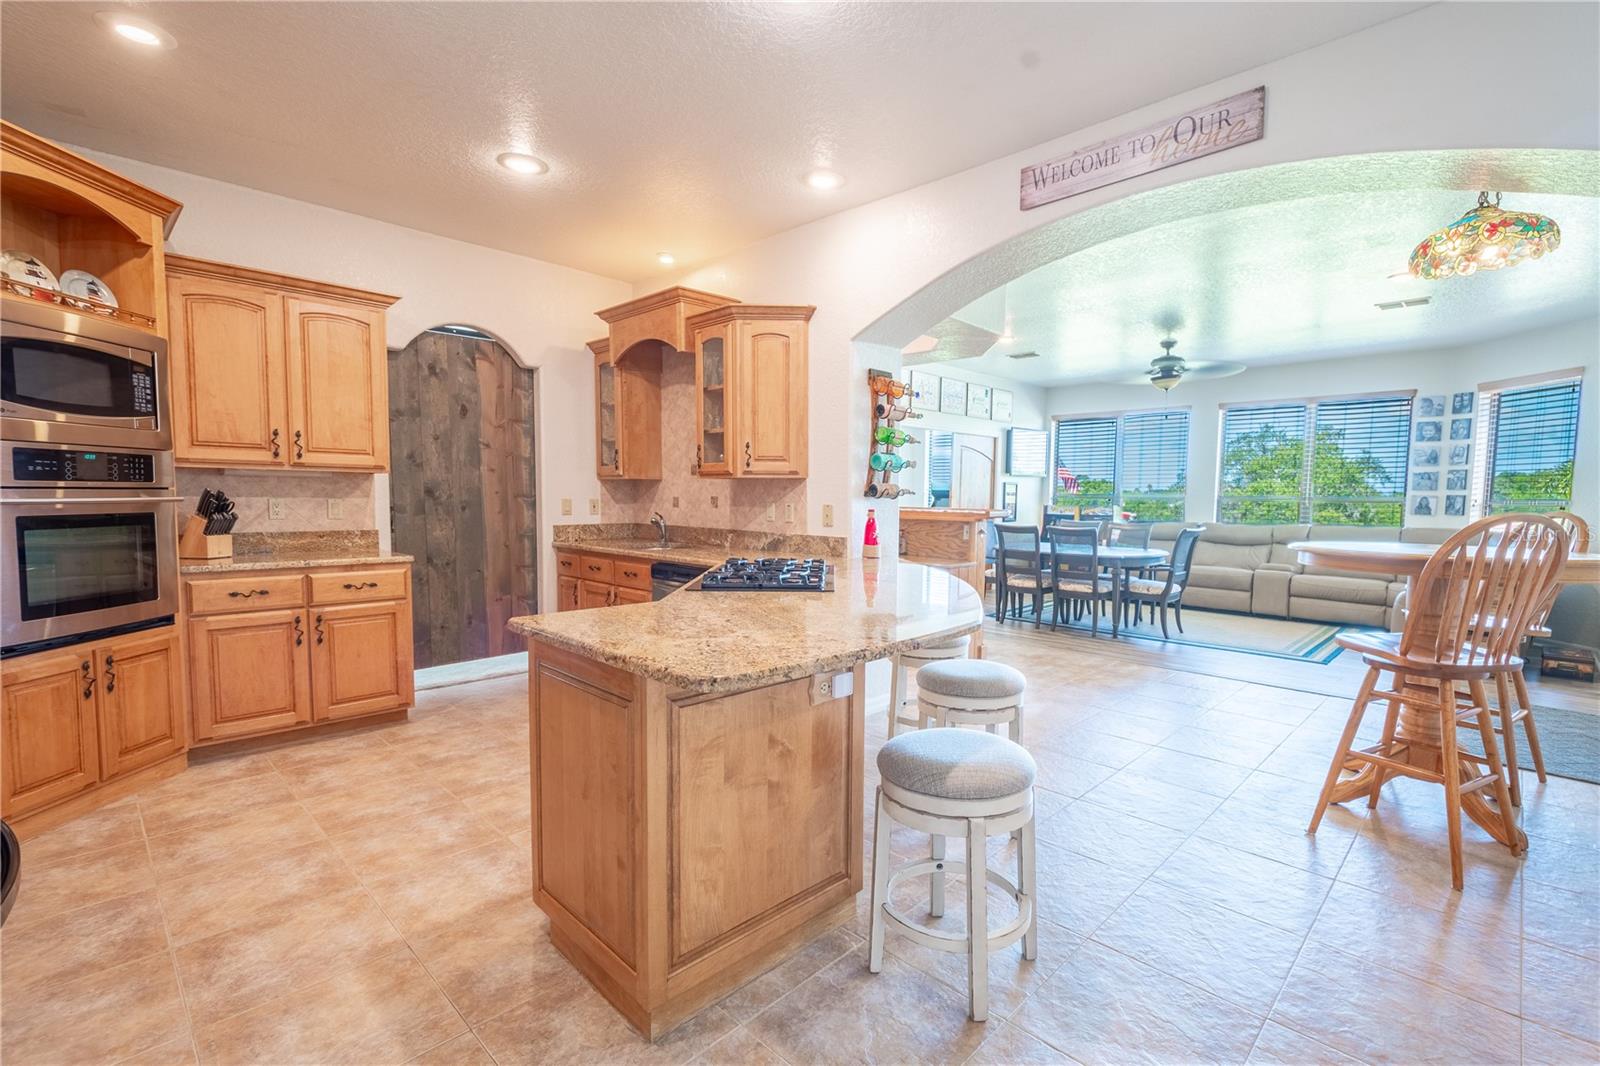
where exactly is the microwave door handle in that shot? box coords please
[0,495,184,504]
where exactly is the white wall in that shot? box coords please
[70,147,631,614]
[898,364,1050,523]
[1042,317,1600,528]
[639,2,1598,561]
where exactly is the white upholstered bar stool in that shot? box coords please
[915,659,1025,743]
[886,634,972,737]
[868,728,1038,1022]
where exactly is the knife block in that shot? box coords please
[178,515,233,560]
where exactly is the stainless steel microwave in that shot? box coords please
[0,297,170,451]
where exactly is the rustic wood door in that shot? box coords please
[0,646,100,817]
[310,601,414,721]
[96,628,186,779]
[166,274,287,467]
[951,433,998,510]
[389,331,536,667]
[187,609,312,741]
[735,320,806,476]
[285,297,388,469]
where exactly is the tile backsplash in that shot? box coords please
[599,349,809,529]
[175,469,375,532]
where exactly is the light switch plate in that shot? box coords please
[560,498,572,516]
[327,498,344,521]
[711,495,720,510]
[588,498,600,516]
[766,503,777,521]
[784,502,795,523]
[822,504,834,527]
[268,498,286,521]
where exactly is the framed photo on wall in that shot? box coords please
[909,369,939,412]
[1446,468,1469,491]
[1411,472,1439,492]
[1450,418,1472,440]
[1445,495,1467,516]
[1415,421,1442,442]
[1450,443,1471,466]
[992,389,1014,422]
[1452,392,1475,415]
[967,383,992,419]
[1419,395,1446,418]
[1413,446,1440,467]
[939,377,967,416]
[1412,495,1438,517]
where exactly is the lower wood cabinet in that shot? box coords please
[578,579,614,609]
[185,564,413,744]
[556,550,659,611]
[1,625,186,820]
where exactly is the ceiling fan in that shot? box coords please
[1121,338,1246,392]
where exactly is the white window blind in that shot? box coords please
[1483,378,1583,513]
[1217,395,1411,526]
[1052,411,1190,520]
[926,431,954,507]
[1053,417,1118,513]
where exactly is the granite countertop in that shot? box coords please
[180,549,414,575]
[509,556,983,694]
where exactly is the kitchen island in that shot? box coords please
[507,557,983,1038]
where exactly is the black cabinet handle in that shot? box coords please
[81,660,95,701]
[293,429,304,460]
[271,428,281,459]
[695,443,702,473]
[228,588,271,598]
[104,653,116,694]
[341,581,379,590]
[294,614,304,646]
[315,613,325,645]
[745,440,752,469]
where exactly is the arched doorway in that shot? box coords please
[389,326,536,669]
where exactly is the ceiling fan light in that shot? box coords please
[1148,368,1184,391]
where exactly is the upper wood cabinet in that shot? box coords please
[589,337,662,480]
[687,305,813,478]
[166,256,398,471]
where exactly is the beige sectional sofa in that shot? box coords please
[1146,522,1454,629]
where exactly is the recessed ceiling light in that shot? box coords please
[805,169,844,191]
[94,11,175,48]
[496,152,548,176]
[656,252,675,267]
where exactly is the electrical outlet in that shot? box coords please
[766,503,777,522]
[785,502,795,523]
[560,498,572,516]
[268,498,286,521]
[711,495,719,510]
[810,671,855,703]
[588,498,600,516]
[822,504,834,528]
[327,498,344,521]
[672,495,680,508]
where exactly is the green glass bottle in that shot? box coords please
[873,426,919,446]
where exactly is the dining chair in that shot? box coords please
[992,523,1047,626]
[1308,513,1569,890]
[1106,523,1152,548]
[1120,526,1200,638]
[1044,525,1115,636]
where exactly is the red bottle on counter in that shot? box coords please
[863,508,880,558]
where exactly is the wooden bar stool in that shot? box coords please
[1308,513,1570,890]
[886,634,971,738]
[914,659,1025,743]
[868,728,1038,1022]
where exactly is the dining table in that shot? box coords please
[1288,537,1600,850]
[998,542,1169,637]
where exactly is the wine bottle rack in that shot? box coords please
[864,369,920,500]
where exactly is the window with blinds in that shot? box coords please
[926,431,954,507]
[1053,417,1118,514]
[1218,395,1411,525]
[1483,378,1583,513]
[1052,412,1189,520]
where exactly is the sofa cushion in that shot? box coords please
[1400,526,1454,546]
[1190,564,1254,592]
[1290,573,1390,606]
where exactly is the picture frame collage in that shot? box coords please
[1410,391,1475,519]
[909,368,1013,424]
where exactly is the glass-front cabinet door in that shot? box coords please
[694,324,733,476]
[596,357,619,477]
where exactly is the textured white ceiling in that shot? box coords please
[908,187,1599,386]
[0,2,1424,281]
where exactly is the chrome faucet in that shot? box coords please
[650,511,669,547]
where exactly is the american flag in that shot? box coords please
[1057,467,1080,494]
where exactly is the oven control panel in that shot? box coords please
[11,446,157,483]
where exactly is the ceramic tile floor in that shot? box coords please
[3,625,1597,1065]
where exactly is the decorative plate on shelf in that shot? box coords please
[0,250,59,291]
[59,270,118,307]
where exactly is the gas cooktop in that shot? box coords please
[696,557,833,592]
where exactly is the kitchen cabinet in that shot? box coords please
[686,305,813,478]
[589,338,662,480]
[578,579,614,609]
[166,256,398,471]
[1,625,187,822]
[554,550,669,611]
[185,563,412,743]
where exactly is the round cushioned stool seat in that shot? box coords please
[916,659,1025,701]
[877,728,1037,801]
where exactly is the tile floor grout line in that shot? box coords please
[131,792,204,1066]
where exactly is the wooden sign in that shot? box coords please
[1020,86,1265,210]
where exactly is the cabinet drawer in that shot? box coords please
[613,557,651,591]
[309,567,409,605]
[188,574,306,615]
[577,555,615,583]
[556,552,581,578]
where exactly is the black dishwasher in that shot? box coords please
[650,562,705,600]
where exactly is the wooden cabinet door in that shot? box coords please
[310,601,414,722]
[557,576,580,612]
[613,586,650,605]
[578,580,613,609]
[188,609,312,741]
[285,297,388,470]
[693,322,734,477]
[735,319,807,477]
[96,628,186,779]
[167,274,287,467]
[1,647,99,817]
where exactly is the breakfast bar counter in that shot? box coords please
[506,558,983,1038]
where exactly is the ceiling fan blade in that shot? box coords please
[1181,360,1247,380]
